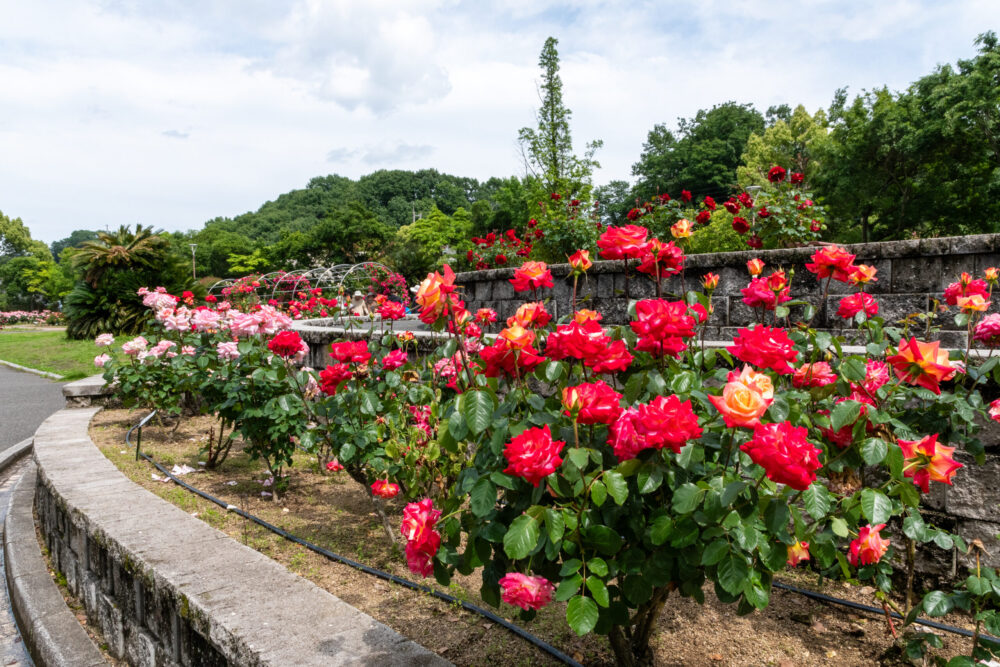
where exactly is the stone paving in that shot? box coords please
[0,457,32,666]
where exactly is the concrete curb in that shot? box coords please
[0,359,63,381]
[0,438,33,472]
[4,455,106,666]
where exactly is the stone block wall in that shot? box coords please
[455,233,1000,347]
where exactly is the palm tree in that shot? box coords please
[72,224,168,286]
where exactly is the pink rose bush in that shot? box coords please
[95,246,1000,665]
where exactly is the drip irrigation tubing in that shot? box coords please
[126,412,583,667]
[126,413,999,660]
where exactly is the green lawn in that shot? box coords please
[0,329,98,380]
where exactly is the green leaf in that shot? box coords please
[922,590,954,617]
[567,448,590,470]
[831,400,862,432]
[469,477,497,517]
[542,360,566,383]
[861,488,892,525]
[447,410,468,440]
[559,559,582,576]
[585,525,623,556]
[566,596,598,636]
[803,484,831,521]
[701,540,729,566]
[590,480,608,507]
[902,513,928,542]
[461,390,495,436]
[718,554,749,595]
[586,576,610,607]
[603,471,628,505]
[622,574,653,605]
[861,438,888,466]
[672,483,704,514]
[767,394,790,423]
[503,515,540,560]
[359,390,379,416]
[545,508,565,544]
[831,517,849,538]
[721,481,746,508]
[555,573,582,601]
[649,516,673,546]
[588,557,609,577]
[637,466,663,494]
[840,357,867,383]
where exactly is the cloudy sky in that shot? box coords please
[2,0,998,243]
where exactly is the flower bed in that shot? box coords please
[95,232,1000,665]
[0,309,62,327]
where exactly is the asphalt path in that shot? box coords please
[0,365,65,452]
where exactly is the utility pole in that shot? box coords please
[189,244,197,280]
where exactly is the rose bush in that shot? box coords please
[97,235,1000,665]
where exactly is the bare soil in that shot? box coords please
[88,409,978,666]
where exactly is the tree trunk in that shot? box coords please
[607,586,672,666]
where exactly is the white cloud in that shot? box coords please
[0,0,998,243]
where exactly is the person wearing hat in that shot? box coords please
[350,290,371,316]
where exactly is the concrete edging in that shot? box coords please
[4,452,106,666]
[0,359,63,381]
[32,408,450,666]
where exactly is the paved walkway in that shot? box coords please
[0,458,33,665]
[0,365,64,664]
[0,366,65,453]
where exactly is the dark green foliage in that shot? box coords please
[633,102,765,201]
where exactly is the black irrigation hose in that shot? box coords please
[127,415,1000,661]
[126,413,583,667]
[772,581,999,642]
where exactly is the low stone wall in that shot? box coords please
[456,234,1000,346]
[33,407,448,666]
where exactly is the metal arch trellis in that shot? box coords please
[209,263,407,307]
[207,278,236,297]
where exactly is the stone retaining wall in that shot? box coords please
[33,407,448,667]
[455,233,1000,347]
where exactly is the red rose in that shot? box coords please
[741,277,791,311]
[635,239,685,278]
[898,434,962,493]
[479,340,544,378]
[267,330,306,359]
[848,524,889,567]
[731,217,749,234]
[837,292,879,319]
[607,395,701,460]
[562,380,622,425]
[943,274,989,305]
[585,339,633,375]
[499,573,554,611]
[695,210,712,224]
[790,172,804,185]
[402,500,441,577]
[630,299,696,358]
[550,193,562,200]
[598,225,650,260]
[371,480,400,498]
[747,234,763,249]
[680,190,692,202]
[723,199,740,214]
[792,362,837,388]
[728,325,799,374]
[510,261,554,292]
[330,340,371,364]
[545,319,609,364]
[378,300,406,320]
[703,196,717,211]
[805,245,856,283]
[767,165,787,183]
[740,421,821,490]
[380,349,408,370]
[319,363,352,394]
[503,424,565,487]
[810,220,821,233]
[738,192,754,209]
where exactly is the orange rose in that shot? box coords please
[747,258,765,276]
[507,301,552,328]
[498,323,535,350]
[957,294,989,313]
[849,264,878,286]
[787,541,810,567]
[887,337,956,394]
[568,249,592,274]
[702,272,719,290]
[670,219,693,239]
[415,265,457,324]
[707,365,773,428]
[573,309,602,324]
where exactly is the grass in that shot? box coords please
[0,329,97,380]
